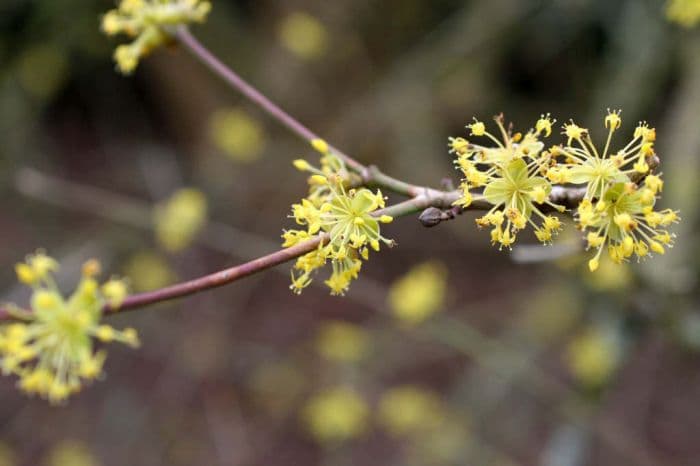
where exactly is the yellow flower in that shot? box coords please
[208,108,266,163]
[388,261,447,326]
[284,148,393,295]
[1,253,139,404]
[278,12,329,60]
[303,387,369,443]
[315,321,370,362]
[102,0,212,74]
[566,326,620,388]
[153,188,208,252]
[0,442,16,466]
[378,386,446,436]
[122,251,175,292]
[452,114,564,249]
[667,0,700,27]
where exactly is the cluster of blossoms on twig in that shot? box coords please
[0,253,139,403]
[450,111,680,271]
[282,140,394,295]
[102,0,211,74]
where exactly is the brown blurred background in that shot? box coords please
[1,0,700,465]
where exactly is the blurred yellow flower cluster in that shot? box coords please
[283,140,394,295]
[315,320,370,362]
[153,188,208,252]
[208,108,266,163]
[667,0,700,26]
[388,261,447,326]
[2,253,139,404]
[303,386,369,443]
[450,111,679,272]
[451,113,564,249]
[278,12,329,61]
[102,0,212,74]
[378,385,446,436]
[378,385,469,463]
[44,440,99,466]
[566,325,621,388]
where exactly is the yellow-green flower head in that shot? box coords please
[579,181,680,272]
[1,253,139,404]
[478,158,565,248]
[284,151,394,295]
[666,0,700,27]
[102,0,212,74]
[451,115,564,249]
[552,110,656,201]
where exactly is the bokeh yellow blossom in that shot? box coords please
[667,0,700,27]
[315,320,370,363]
[566,326,620,388]
[303,387,369,443]
[278,12,329,60]
[388,261,447,326]
[101,0,212,74]
[378,385,446,436]
[208,108,266,163]
[44,440,99,466]
[410,417,470,465]
[122,251,176,292]
[0,442,16,466]
[1,252,139,404]
[153,188,208,252]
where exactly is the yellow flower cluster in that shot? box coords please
[451,113,565,249]
[451,111,679,271]
[283,140,394,295]
[102,0,212,74]
[666,0,700,27]
[1,252,139,404]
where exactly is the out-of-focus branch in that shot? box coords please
[174,26,429,199]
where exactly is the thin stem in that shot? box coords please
[107,233,327,314]
[0,192,473,322]
[174,26,364,174]
[174,26,427,198]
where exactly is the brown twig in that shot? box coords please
[174,26,429,198]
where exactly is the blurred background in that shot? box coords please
[1,0,699,465]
